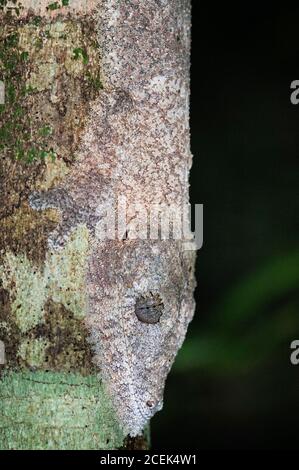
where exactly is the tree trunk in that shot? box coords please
[0,0,195,450]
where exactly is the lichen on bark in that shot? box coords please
[0,225,91,366]
[0,370,124,450]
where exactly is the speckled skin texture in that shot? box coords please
[87,240,195,436]
[29,0,195,436]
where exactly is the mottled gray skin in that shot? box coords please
[87,240,195,436]
[30,0,195,436]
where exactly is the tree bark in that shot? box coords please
[0,0,195,450]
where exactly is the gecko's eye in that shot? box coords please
[135,293,164,324]
[146,400,154,408]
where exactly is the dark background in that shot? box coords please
[152,1,299,449]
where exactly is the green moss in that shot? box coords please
[86,70,103,91]
[47,1,60,10]
[20,50,29,61]
[38,124,53,137]
[32,16,42,27]
[0,371,125,450]
[47,0,69,10]
[73,47,89,64]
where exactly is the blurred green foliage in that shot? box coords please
[175,250,299,374]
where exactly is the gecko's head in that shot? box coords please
[87,240,196,437]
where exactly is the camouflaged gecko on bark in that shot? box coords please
[29,0,196,437]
